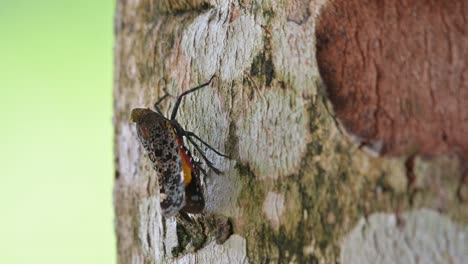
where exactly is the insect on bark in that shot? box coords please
[130,76,227,217]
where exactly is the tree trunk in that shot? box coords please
[114,0,468,263]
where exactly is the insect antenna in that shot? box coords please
[153,88,171,116]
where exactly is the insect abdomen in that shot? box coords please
[177,144,205,214]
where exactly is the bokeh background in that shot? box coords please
[0,0,116,263]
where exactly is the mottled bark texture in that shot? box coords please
[114,0,467,263]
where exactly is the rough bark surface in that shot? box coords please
[316,0,468,159]
[114,0,467,263]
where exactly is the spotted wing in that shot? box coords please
[135,111,185,217]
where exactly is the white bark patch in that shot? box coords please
[138,197,165,262]
[182,5,263,81]
[263,192,285,230]
[341,209,468,264]
[204,163,241,216]
[175,234,248,264]
[118,123,142,183]
[237,88,310,179]
[164,217,179,259]
[272,19,320,97]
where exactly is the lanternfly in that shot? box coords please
[130,76,227,217]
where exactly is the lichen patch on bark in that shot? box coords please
[341,209,468,264]
[271,17,320,98]
[236,87,310,179]
[182,4,263,81]
[262,192,285,230]
[176,234,248,263]
[151,0,212,14]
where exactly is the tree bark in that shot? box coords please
[114,0,467,263]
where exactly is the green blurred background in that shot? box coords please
[0,0,116,263]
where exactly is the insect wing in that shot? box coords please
[132,109,186,217]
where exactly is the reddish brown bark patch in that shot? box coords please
[316,0,468,160]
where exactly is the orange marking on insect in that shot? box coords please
[138,126,151,140]
[179,146,194,186]
[170,127,193,187]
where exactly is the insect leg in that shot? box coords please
[194,160,208,177]
[186,136,222,175]
[170,75,216,120]
[185,131,229,158]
